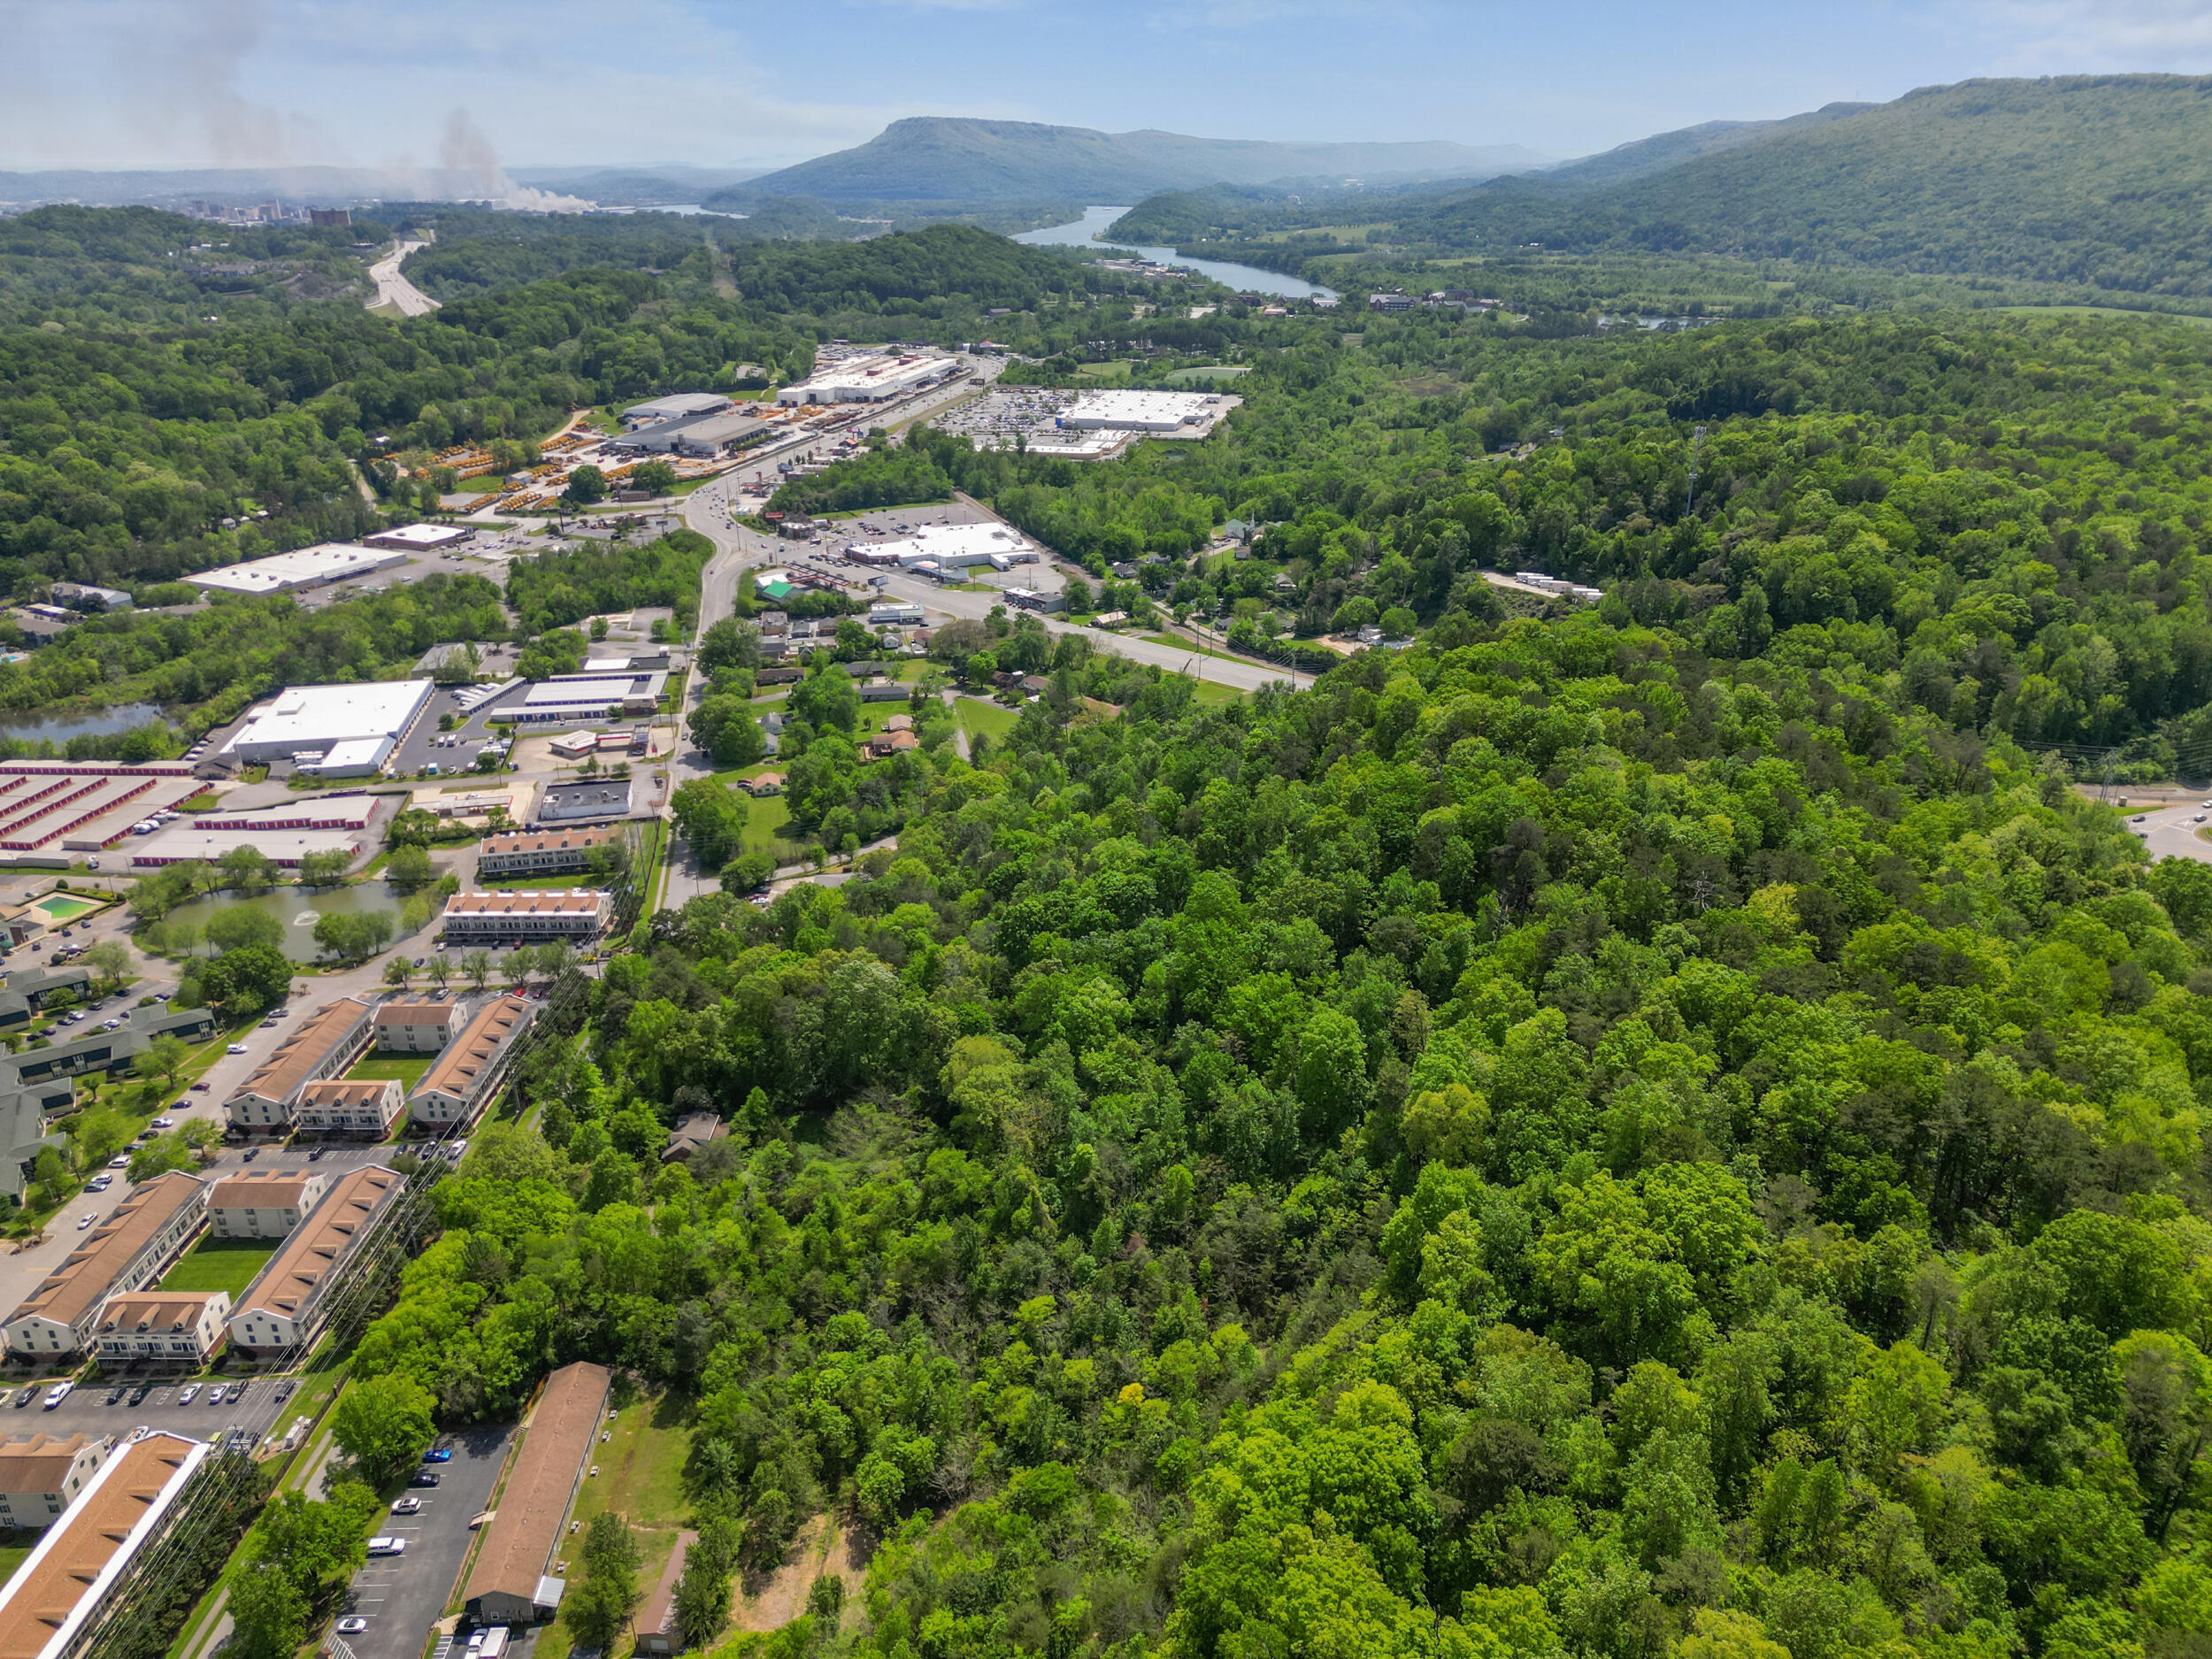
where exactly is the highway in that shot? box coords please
[367,242,439,318]
[2125,796,2212,865]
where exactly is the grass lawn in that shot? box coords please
[475,871,600,891]
[346,1053,434,1089]
[160,1239,279,1296]
[0,1538,36,1590]
[575,1390,694,1530]
[1194,680,1247,706]
[741,794,793,852]
[954,698,1018,742]
[1144,632,1247,664]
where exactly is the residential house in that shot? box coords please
[0,1435,108,1531]
[91,1292,230,1368]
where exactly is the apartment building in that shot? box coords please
[0,1432,211,1659]
[373,997,465,1054]
[225,998,373,1133]
[0,1434,108,1531]
[407,997,534,1129]
[463,1363,611,1625]
[440,891,611,945]
[294,1078,403,1138]
[0,1174,207,1359]
[475,827,618,880]
[206,1171,328,1240]
[91,1292,231,1368]
[228,1165,402,1359]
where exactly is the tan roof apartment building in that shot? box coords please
[1,1174,207,1359]
[0,1432,210,1659]
[225,998,373,1133]
[463,1362,611,1625]
[440,891,610,945]
[92,1293,230,1368]
[0,1435,107,1532]
[407,997,534,1129]
[475,828,618,880]
[295,1078,403,1138]
[373,998,465,1054]
[207,1171,328,1240]
[228,1165,402,1358]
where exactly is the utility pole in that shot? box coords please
[1686,424,1707,518]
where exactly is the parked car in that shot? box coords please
[12,1386,35,1408]
[76,1213,95,1229]
[176,1384,199,1405]
[189,1083,211,1093]
[365,1537,406,1557]
[422,1448,453,1463]
[86,1176,111,1193]
[336,1618,371,1635]
[127,1384,150,1406]
[151,1117,175,1129]
[242,1148,259,1163]
[307,1148,324,1162]
[43,1383,72,1409]
[391,1495,423,1515]
[104,1386,124,1405]
[226,1044,248,1055]
[274,1379,296,1401]
[409,1471,440,1487]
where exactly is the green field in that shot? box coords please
[741,792,793,852]
[346,1053,434,1089]
[0,1540,35,1591]
[160,1239,279,1296]
[954,697,1018,743]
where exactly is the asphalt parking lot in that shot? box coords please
[4,1371,299,1446]
[340,1423,514,1659]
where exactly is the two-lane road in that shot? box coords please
[2127,797,2212,865]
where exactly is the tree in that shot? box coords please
[227,1486,381,1659]
[561,1514,641,1649]
[134,1033,190,1092]
[427,954,451,988]
[386,845,436,894]
[205,908,284,955]
[384,956,413,987]
[129,1130,199,1184]
[313,910,396,964]
[81,939,130,987]
[632,460,678,495]
[696,618,760,674]
[564,465,609,506]
[465,949,492,991]
[687,695,767,768]
[297,849,352,887]
[199,944,293,1014]
[673,1520,739,1651]
[672,779,750,872]
[219,844,275,895]
[789,665,860,733]
[332,1374,437,1485]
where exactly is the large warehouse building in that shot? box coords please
[182,544,409,596]
[846,523,1034,571]
[219,681,434,769]
[1059,391,1238,434]
[778,353,957,406]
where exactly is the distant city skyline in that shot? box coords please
[5,0,2210,176]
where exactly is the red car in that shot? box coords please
[189,1083,211,1093]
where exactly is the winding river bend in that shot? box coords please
[1016,207,1339,301]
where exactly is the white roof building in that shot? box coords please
[220,680,435,766]
[181,544,409,596]
[1060,391,1235,433]
[849,523,1032,571]
[622,393,729,425]
[778,354,956,406]
[364,523,472,551]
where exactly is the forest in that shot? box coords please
[345,602,2212,1659]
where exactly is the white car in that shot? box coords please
[76,1214,95,1230]
[107,1155,129,1169]
[336,1618,371,1635]
[227,1044,249,1055]
[42,1383,71,1409]
[391,1495,423,1514]
[176,1384,199,1405]
[366,1537,406,1557]
[151,1117,174,1129]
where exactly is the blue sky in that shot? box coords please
[7,0,2212,174]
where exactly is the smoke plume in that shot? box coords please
[435,108,593,211]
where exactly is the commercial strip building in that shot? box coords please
[0,1432,211,1659]
[535,780,633,826]
[182,544,409,597]
[1059,390,1239,434]
[440,893,611,947]
[228,1165,403,1359]
[225,999,374,1133]
[463,1362,613,1625]
[508,672,667,725]
[0,1175,208,1359]
[0,1435,108,1531]
[219,680,434,770]
[207,1171,330,1240]
[90,1292,232,1368]
[363,523,472,552]
[476,827,619,881]
[408,997,535,1128]
[293,1078,404,1139]
[129,797,382,871]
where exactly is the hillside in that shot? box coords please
[703,117,1549,207]
[1534,100,1877,187]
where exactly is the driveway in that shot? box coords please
[338,1423,514,1659]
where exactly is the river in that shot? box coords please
[1016,207,1338,301]
[0,703,163,746]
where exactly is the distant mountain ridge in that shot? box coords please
[703,118,1552,208]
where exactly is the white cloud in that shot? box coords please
[1963,0,2212,66]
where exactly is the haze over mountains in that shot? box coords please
[697,119,1552,208]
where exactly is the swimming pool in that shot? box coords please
[29,895,99,922]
